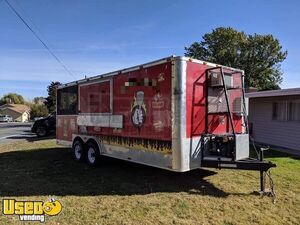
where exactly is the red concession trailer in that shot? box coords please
[56,56,275,192]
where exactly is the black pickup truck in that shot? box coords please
[31,112,56,137]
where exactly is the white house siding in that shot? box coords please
[21,112,29,122]
[248,96,300,151]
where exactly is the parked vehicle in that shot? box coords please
[56,56,276,193]
[33,117,44,121]
[0,115,13,122]
[31,112,56,137]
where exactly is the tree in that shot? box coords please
[30,104,49,118]
[185,27,288,90]
[45,81,61,113]
[0,93,25,105]
[33,97,46,105]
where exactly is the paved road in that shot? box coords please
[0,122,35,144]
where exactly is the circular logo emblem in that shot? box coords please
[131,106,146,127]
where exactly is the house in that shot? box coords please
[0,104,30,122]
[246,88,300,154]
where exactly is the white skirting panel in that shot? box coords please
[77,114,123,128]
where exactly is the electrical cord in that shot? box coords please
[264,170,276,204]
[250,137,260,160]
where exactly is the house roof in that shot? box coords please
[246,88,300,98]
[0,104,30,114]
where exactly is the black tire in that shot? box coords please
[72,140,85,162]
[86,142,100,166]
[36,126,47,137]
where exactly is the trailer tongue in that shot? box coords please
[56,56,276,198]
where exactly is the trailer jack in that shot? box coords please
[258,169,276,203]
[257,147,276,203]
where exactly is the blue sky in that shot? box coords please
[0,0,299,100]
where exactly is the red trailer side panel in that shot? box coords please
[111,62,172,141]
[186,61,207,138]
[56,115,78,142]
[77,62,172,144]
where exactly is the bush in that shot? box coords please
[30,104,49,118]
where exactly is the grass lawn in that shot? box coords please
[0,139,299,225]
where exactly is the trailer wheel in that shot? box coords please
[72,140,85,162]
[86,142,100,166]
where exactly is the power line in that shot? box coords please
[13,0,47,42]
[4,0,76,80]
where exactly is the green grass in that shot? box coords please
[0,139,299,225]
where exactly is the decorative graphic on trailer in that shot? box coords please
[131,91,147,129]
[99,135,172,154]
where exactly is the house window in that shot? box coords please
[288,100,300,121]
[272,101,287,121]
[272,100,300,122]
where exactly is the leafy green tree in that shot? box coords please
[33,97,45,105]
[30,104,49,118]
[45,81,61,113]
[185,27,288,90]
[0,93,25,105]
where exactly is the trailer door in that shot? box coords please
[79,79,112,113]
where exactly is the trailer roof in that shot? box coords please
[57,56,244,89]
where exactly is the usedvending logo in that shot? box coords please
[2,197,62,223]
[131,91,147,128]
